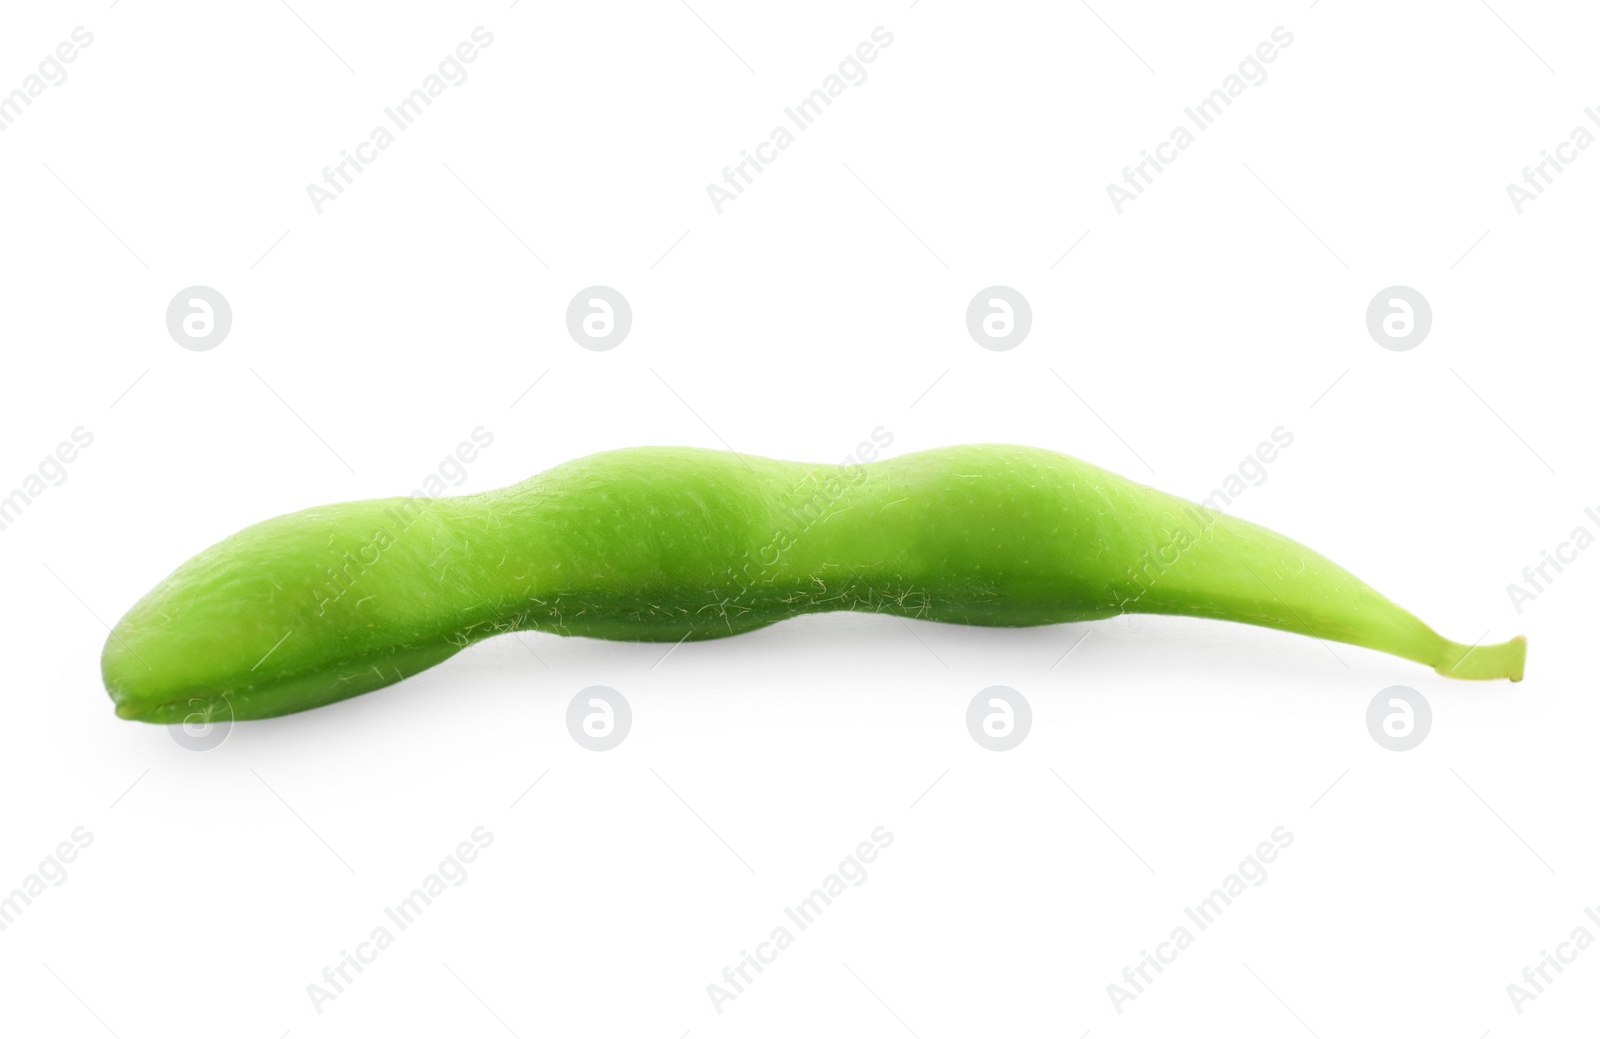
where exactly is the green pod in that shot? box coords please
[102,445,1524,723]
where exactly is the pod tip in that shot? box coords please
[1435,635,1526,682]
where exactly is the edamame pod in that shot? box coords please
[102,445,1525,722]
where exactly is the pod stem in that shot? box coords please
[1433,635,1526,682]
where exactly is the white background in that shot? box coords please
[1,1,1594,1036]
